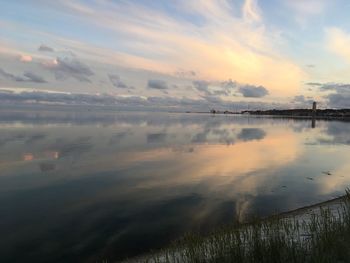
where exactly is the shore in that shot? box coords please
[126,193,350,263]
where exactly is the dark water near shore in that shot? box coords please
[1,109,350,262]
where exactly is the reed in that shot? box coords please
[141,189,350,263]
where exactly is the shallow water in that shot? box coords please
[1,109,349,262]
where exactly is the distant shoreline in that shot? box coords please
[185,109,350,121]
[1,104,350,121]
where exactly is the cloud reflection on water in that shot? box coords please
[0,110,349,262]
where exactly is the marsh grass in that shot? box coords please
[141,190,350,263]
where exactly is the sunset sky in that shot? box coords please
[1,0,350,110]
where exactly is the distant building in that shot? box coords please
[312,101,317,115]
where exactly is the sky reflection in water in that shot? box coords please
[0,110,349,262]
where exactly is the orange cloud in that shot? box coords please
[53,0,305,97]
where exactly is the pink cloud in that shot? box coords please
[19,54,33,62]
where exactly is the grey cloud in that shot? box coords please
[108,74,130,89]
[0,68,25,81]
[306,82,322,86]
[327,93,350,108]
[238,85,269,98]
[212,128,235,145]
[193,80,211,95]
[25,134,46,144]
[147,133,167,143]
[109,131,130,145]
[39,163,56,172]
[237,128,266,141]
[192,127,236,145]
[0,91,116,105]
[326,122,350,145]
[46,57,94,82]
[194,79,267,98]
[175,69,196,78]
[320,83,350,91]
[50,136,92,158]
[38,44,54,52]
[147,79,168,90]
[292,95,313,106]
[316,82,350,108]
[293,95,306,103]
[0,90,286,111]
[212,90,229,96]
[23,72,47,83]
[192,131,208,143]
[0,68,47,83]
[202,95,224,104]
[220,79,238,89]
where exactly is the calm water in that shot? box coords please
[1,109,350,262]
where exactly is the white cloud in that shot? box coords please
[326,27,350,64]
[285,0,328,27]
[286,0,327,15]
[242,0,261,23]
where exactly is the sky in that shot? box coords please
[1,0,350,110]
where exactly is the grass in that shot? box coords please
[139,190,350,263]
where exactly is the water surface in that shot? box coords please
[1,109,350,262]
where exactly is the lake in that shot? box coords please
[1,108,349,262]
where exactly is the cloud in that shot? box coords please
[327,93,350,108]
[193,79,236,97]
[315,82,350,108]
[44,56,94,82]
[326,27,350,64]
[238,85,269,98]
[147,79,168,90]
[286,0,327,16]
[41,58,59,67]
[220,79,238,89]
[326,122,350,145]
[293,95,306,103]
[193,79,269,98]
[108,74,129,89]
[306,82,322,86]
[0,90,286,111]
[19,55,32,62]
[286,0,328,26]
[291,95,313,107]
[41,0,303,96]
[175,69,196,78]
[38,44,54,52]
[0,90,116,105]
[23,72,47,83]
[0,68,47,83]
[147,133,167,143]
[193,80,211,95]
[319,83,350,91]
[202,95,225,104]
[237,128,266,141]
[242,0,261,23]
[0,68,24,81]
